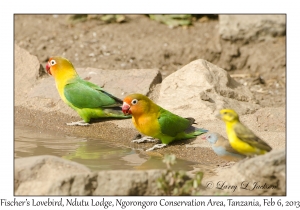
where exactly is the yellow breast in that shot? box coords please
[226,122,263,155]
[132,114,160,138]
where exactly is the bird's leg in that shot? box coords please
[66,121,90,126]
[146,144,167,151]
[132,136,156,143]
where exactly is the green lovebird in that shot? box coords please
[122,93,208,151]
[45,56,130,126]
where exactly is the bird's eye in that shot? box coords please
[131,99,138,105]
[224,111,227,115]
[50,60,56,66]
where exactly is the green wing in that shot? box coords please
[64,78,122,109]
[158,108,190,137]
[234,123,272,151]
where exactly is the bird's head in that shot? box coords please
[45,56,77,78]
[202,133,219,144]
[218,109,239,123]
[122,93,151,116]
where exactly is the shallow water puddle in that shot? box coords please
[14,125,197,171]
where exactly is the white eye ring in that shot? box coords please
[50,60,56,66]
[131,99,138,105]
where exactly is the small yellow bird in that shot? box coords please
[218,109,272,156]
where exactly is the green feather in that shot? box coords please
[157,108,208,144]
[158,108,191,137]
[64,78,121,108]
[63,77,130,122]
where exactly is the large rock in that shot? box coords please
[14,155,91,195]
[157,59,259,121]
[219,15,286,41]
[51,170,164,195]
[203,149,286,195]
[14,155,164,195]
[14,44,45,106]
[216,15,286,72]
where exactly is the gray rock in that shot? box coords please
[14,155,91,195]
[157,59,259,121]
[216,15,286,71]
[14,44,44,106]
[203,149,286,195]
[219,15,286,41]
[51,170,164,195]
[14,155,164,195]
[97,170,164,195]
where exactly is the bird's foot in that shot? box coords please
[146,144,167,151]
[66,121,90,126]
[132,136,156,143]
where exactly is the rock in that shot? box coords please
[14,155,164,195]
[14,155,91,195]
[216,15,286,71]
[203,149,285,195]
[238,38,286,77]
[14,44,45,106]
[219,15,286,42]
[94,170,152,195]
[157,59,259,121]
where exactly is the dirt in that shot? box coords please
[14,14,286,170]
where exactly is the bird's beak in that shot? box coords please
[215,113,221,120]
[122,102,131,115]
[45,62,52,75]
[201,135,207,140]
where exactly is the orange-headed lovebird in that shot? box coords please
[122,93,208,151]
[45,56,130,126]
[218,109,272,156]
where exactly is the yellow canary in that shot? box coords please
[219,109,272,156]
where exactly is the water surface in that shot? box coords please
[15,125,197,171]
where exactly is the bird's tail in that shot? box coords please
[185,126,208,136]
[193,127,209,136]
[103,107,131,118]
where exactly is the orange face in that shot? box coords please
[45,56,75,77]
[122,94,148,116]
[45,57,56,75]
